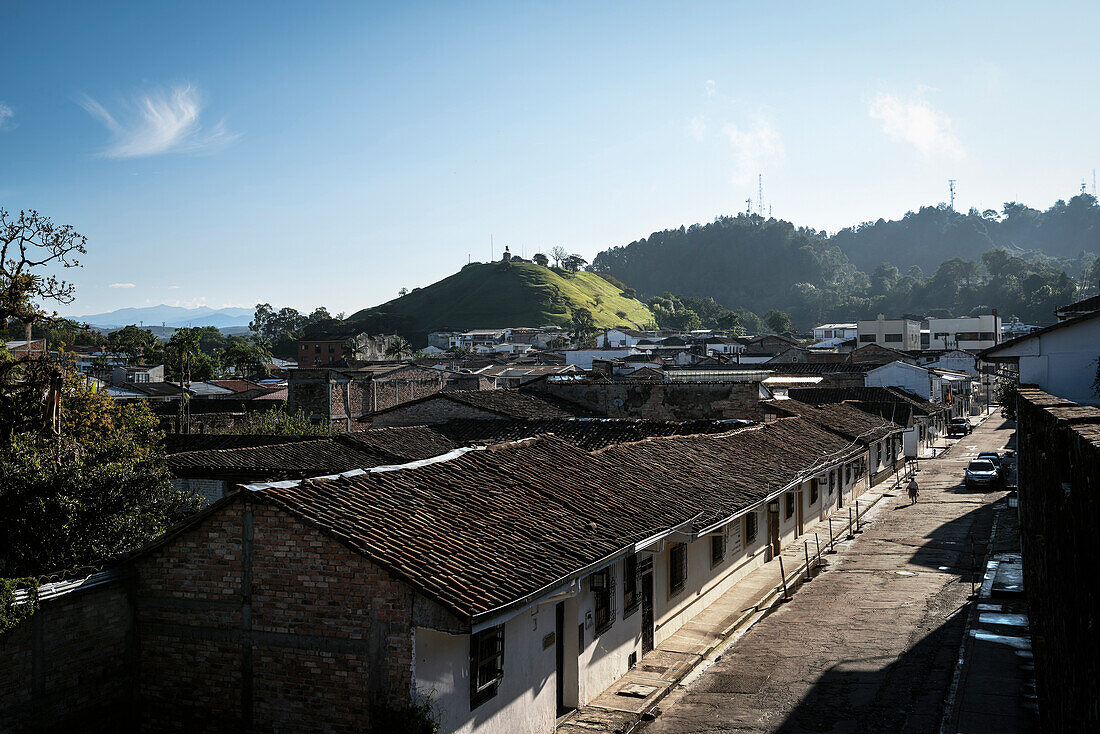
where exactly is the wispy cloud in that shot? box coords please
[0,102,13,130]
[868,90,963,157]
[109,282,136,289]
[77,84,238,158]
[705,80,716,97]
[721,117,784,184]
[688,115,707,142]
[168,285,180,289]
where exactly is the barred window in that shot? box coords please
[623,554,638,616]
[592,569,613,633]
[746,512,758,544]
[669,543,687,597]
[470,625,504,708]
[711,533,725,567]
[785,492,795,520]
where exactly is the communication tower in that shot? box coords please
[948,180,956,210]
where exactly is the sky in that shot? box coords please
[2,1,1098,317]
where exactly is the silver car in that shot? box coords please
[965,459,1000,489]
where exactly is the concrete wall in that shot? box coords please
[1013,318,1100,406]
[866,362,932,400]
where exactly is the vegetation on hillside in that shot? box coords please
[592,199,1100,330]
[344,260,655,344]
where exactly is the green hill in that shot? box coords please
[344,261,655,343]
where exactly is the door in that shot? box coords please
[766,508,781,561]
[640,571,654,655]
[796,490,805,537]
[555,602,567,717]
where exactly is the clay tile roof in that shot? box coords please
[245,417,863,623]
[168,426,462,479]
[766,399,903,444]
[787,386,944,416]
[372,388,595,420]
[164,434,322,455]
[433,418,750,451]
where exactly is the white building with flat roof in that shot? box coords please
[812,323,857,341]
[927,314,1002,351]
[856,314,922,351]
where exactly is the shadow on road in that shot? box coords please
[774,602,970,733]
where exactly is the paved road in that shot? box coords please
[643,416,1015,734]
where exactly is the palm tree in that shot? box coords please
[385,336,411,360]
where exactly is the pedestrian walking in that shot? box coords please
[907,477,919,505]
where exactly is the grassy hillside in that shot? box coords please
[345,261,655,342]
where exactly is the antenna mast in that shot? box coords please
[745,198,752,215]
[948,179,957,210]
[758,173,763,218]
[1093,169,1097,197]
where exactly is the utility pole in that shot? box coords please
[948,180,957,210]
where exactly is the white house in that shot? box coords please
[565,348,640,370]
[865,361,940,403]
[812,323,857,341]
[980,308,1100,406]
[598,329,652,348]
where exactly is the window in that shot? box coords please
[876,444,882,466]
[934,332,949,340]
[979,332,994,341]
[470,625,504,708]
[711,533,725,567]
[301,344,308,351]
[810,481,819,504]
[859,334,876,343]
[622,554,638,616]
[745,512,758,544]
[784,492,795,520]
[845,463,852,483]
[314,344,321,353]
[669,543,686,597]
[592,569,613,633]
[885,333,902,343]
[328,344,336,353]
[829,470,836,492]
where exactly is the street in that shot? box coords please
[642,416,1016,734]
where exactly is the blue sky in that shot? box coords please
[2,1,1097,317]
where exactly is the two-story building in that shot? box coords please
[856,314,922,351]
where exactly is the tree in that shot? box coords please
[764,309,792,334]
[231,408,336,436]
[165,327,202,383]
[532,253,549,267]
[563,254,587,273]
[550,246,568,268]
[108,325,161,362]
[386,336,412,359]
[398,288,409,297]
[0,368,199,577]
[221,337,271,379]
[0,209,87,329]
[568,308,597,346]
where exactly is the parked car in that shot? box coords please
[965,459,1000,489]
[976,451,1002,475]
[948,418,973,437]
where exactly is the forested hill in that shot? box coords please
[832,195,1100,273]
[590,196,1100,328]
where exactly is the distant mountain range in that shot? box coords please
[71,305,255,331]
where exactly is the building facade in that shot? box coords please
[927,314,1002,351]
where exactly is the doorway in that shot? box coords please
[796,490,805,537]
[556,602,568,717]
[766,506,781,561]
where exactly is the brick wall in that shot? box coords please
[0,581,134,732]
[371,376,445,412]
[1,496,420,733]
[371,398,503,427]
[132,497,416,731]
[530,380,762,420]
[1015,387,1100,732]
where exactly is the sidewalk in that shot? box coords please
[557,476,903,734]
[940,485,1038,733]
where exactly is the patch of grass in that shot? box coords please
[347,262,655,335]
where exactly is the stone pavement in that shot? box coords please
[631,413,1015,734]
[558,448,915,733]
